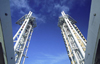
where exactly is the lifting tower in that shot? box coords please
[13,11,36,64]
[58,11,87,64]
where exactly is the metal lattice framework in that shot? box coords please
[58,11,87,64]
[13,11,36,64]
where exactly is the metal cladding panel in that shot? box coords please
[85,0,100,64]
[0,0,15,64]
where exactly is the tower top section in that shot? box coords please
[58,11,77,27]
[16,11,37,28]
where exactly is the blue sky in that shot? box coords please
[10,0,91,64]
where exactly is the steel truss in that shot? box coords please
[13,11,36,64]
[59,11,86,64]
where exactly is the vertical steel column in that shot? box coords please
[61,11,85,58]
[62,25,75,64]
[13,11,36,64]
[59,11,86,64]
[73,24,86,46]
[14,11,32,50]
[63,25,79,64]
[22,29,33,64]
[14,12,32,64]
[17,25,32,64]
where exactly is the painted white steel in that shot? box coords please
[73,51,79,64]
[13,11,36,64]
[63,27,79,64]
[14,19,29,50]
[66,18,85,58]
[22,30,33,64]
[13,11,32,40]
[67,34,79,64]
[73,25,86,46]
[61,11,85,58]
[63,25,75,64]
[17,25,32,64]
[64,28,80,64]
[14,12,32,50]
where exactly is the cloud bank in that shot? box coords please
[10,0,86,24]
[32,53,69,64]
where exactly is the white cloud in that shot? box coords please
[32,13,46,24]
[33,60,47,64]
[44,53,68,64]
[10,0,46,24]
[54,4,69,13]
[10,0,86,25]
[33,0,42,7]
[20,10,26,15]
[10,0,30,10]
[60,0,67,4]
[33,53,69,64]
[10,0,31,16]
[66,0,86,9]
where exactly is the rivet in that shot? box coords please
[11,57,13,59]
[94,13,96,16]
[5,13,8,16]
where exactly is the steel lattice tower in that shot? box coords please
[58,11,87,64]
[13,11,36,64]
